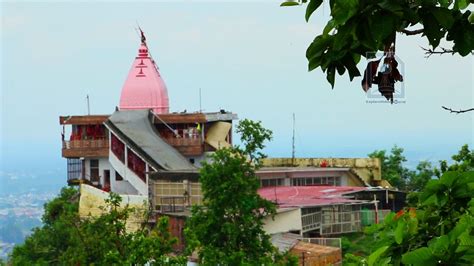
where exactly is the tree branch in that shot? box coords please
[400,28,424,35]
[442,106,474,114]
[421,47,455,58]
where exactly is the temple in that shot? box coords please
[119,35,169,113]
[59,33,404,255]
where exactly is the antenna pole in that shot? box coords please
[199,88,202,113]
[292,113,295,161]
[86,94,90,115]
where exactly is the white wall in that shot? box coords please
[341,174,349,186]
[111,174,139,195]
[263,208,302,235]
[83,157,111,186]
[187,152,213,167]
[79,184,147,232]
[109,152,148,196]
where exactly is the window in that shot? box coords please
[291,176,341,186]
[116,171,123,181]
[301,207,321,215]
[127,148,146,182]
[104,170,110,186]
[291,178,306,186]
[111,134,125,162]
[261,178,284,187]
[90,159,99,182]
[67,159,83,181]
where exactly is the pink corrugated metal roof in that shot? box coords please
[258,186,368,208]
[119,43,169,114]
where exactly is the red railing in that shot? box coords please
[111,134,125,162]
[127,148,146,182]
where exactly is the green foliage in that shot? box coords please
[9,188,182,265]
[368,145,410,189]
[345,145,474,265]
[368,145,440,192]
[436,144,474,176]
[186,119,296,265]
[367,245,389,266]
[348,146,474,265]
[236,118,273,164]
[282,0,474,88]
[341,232,380,257]
[407,161,435,192]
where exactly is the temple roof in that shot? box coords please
[119,36,169,114]
[104,110,196,171]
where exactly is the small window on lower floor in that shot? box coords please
[261,178,284,187]
[90,159,99,182]
[67,159,83,181]
[116,171,123,181]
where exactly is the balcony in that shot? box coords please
[163,137,203,156]
[62,139,109,158]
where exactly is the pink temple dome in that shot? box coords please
[119,43,169,114]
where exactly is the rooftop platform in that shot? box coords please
[59,115,110,125]
[152,111,237,124]
[258,186,369,208]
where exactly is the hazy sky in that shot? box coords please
[1,1,473,174]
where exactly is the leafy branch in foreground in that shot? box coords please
[346,145,474,266]
[281,0,474,103]
[441,106,474,113]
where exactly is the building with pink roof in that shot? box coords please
[258,186,368,208]
[57,31,404,246]
[119,38,169,114]
[258,185,405,236]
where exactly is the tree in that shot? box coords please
[346,145,474,265]
[436,144,474,175]
[369,145,438,191]
[361,172,474,265]
[281,0,474,111]
[185,119,296,265]
[368,145,411,189]
[406,161,435,192]
[9,187,183,265]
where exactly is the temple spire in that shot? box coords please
[139,26,147,46]
[118,30,170,114]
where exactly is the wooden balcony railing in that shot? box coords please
[62,139,109,158]
[163,137,203,156]
[63,139,108,149]
[163,137,202,146]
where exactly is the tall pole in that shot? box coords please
[199,88,202,113]
[292,113,296,162]
[86,94,90,115]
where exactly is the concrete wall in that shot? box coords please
[109,152,148,196]
[83,157,110,186]
[264,208,302,235]
[78,184,147,232]
[261,158,382,184]
[112,178,139,195]
[345,172,366,187]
